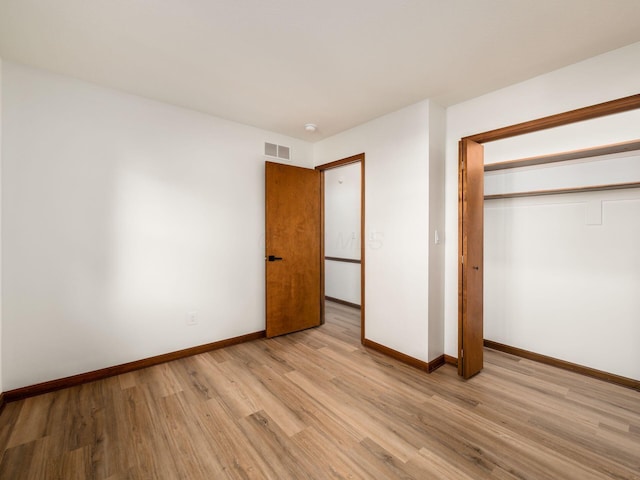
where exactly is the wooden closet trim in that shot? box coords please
[464,93,640,144]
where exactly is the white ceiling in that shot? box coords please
[1,0,640,140]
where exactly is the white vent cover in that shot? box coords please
[265,142,291,161]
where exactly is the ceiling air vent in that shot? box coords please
[265,142,291,161]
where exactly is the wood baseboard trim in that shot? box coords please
[4,331,266,403]
[484,340,640,391]
[363,339,444,373]
[427,355,446,373]
[0,392,5,415]
[325,296,361,310]
[444,354,458,367]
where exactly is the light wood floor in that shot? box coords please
[1,302,639,479]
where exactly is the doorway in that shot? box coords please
[457,93,640,379]
[316,154,365,343]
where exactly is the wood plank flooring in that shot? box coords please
[1,301,639,479]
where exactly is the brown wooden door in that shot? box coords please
[458,139,484,378]
[265,161,321,337]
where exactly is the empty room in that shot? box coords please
[0,1,639,478]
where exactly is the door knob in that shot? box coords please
[267,255,283,262]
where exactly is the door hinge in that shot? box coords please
[460,349,463,358]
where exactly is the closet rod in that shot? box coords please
[485,181,640,200]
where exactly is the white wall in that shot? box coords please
[1,62,313,390]
[315,100,445,362]
[0,58,3,394]
[445,41,640,379]
[485,151,640,197]
[324,163,361,305]
[428,103,446,360]
[485,190,640,380]
[325,261,360,306]
[325,163,361,260]
[5,41,639,391]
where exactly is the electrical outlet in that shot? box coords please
[186,311,198,326]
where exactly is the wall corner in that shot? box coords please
[427,101,446,361]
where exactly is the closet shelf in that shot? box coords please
[484,139,640,172]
